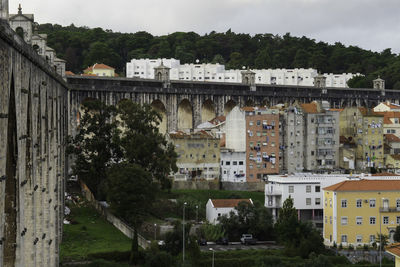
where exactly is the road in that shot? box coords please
[199,242,283,252]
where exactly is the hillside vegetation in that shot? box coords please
[39,23,400,89]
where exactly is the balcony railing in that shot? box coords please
[379,207,400,212]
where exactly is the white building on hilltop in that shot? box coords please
[126,58,361,88]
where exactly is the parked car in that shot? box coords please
[198,238,207,246]
[240,234,257,245]
[216,237,229,245]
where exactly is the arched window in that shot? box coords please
[16,27,24,39]
[32,44,39,52]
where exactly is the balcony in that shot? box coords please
[379,207,400,213]
[265,189,282,196]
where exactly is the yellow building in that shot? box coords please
[386,243,400,267]
[339,107,384,170]
[323,179,400,246]
[170,131,220,180]
[83,63,116,77]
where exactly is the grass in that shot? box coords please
[60,201,131,262]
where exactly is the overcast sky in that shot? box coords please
[9,0,400,53]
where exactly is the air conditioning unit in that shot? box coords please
[364,199,369,203]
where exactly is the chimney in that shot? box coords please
[0,0,9,21]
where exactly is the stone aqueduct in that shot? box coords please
[67,75,400,134]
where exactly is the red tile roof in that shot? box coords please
[324,179,400,192]
[210,199,252,208]
[358,107,383,117]
[383,102,400,109]
[300,102,318,113]
[84,63,115,72]
[330,108,344,112]
[65,71,75,76]
[386,243,400,257]
[385,134,400,143]
[209,115,226,125]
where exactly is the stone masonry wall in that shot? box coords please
[0,19,68,267]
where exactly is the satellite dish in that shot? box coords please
[242,66,246,70]
[196,59,200,64]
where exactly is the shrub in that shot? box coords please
[87,250,130,262]
[144,251,176,267]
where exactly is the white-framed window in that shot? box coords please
[315,198,321,205]
[356,235,363,243]
[370,217,376,225]
[306,185,311,193]
[356,216,363,225]
[370,199,376,208]
[341,216,348,225]
[315,186,320,192]
[289,186,294,193]
[341,235,347,243]
[341,199,347,208]
[370,235,375,243]
[356,199,362,208]
[306,198,311,205]
[383,216,389,225]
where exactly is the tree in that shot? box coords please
[218,201,274,241]
[107,163,155,263]
[67,99,119,199]
[394,225,400,242]
[275,196,299,244]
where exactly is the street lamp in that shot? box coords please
[209,248,215,267]
[183,202,187,264]
[380,197,384,267]
[154,223,157,241]
[196,205,199,223]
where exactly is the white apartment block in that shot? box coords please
[126,58,360,88]
[220,148,246,182]
[265,173,400,226]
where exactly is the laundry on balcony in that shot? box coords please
[235,173,245,177]
[253,146,261,151]
[262,124,274,130]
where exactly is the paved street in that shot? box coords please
[199,242,282,252]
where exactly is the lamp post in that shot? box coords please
[154,223,157,241]
[380,197,383,267]
[196,205,199,223]
[209,248,215,267]
[183,202,187,264]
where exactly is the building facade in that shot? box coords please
[339,107,384,170]
[220,148,246,182]
[126,58,360,88]
[206,199,253,224]
[170,131,220,180]
[301,102,340,171]
[323,179,400,246]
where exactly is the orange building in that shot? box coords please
[244,107,279,182]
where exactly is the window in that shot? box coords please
[315,186,320,192]
[397,216,400,224]
[397,199,400,210]
[341,235,347,243]
[239,161,243,165]
[356,216,363,225]
[249,121,254,126]
[325,216,327,223]
[306,198,311,205]
[315,198,321,205]
[306,185,311,193]
[329,199,332,207]
[356,199,362,208]
[325,199,327,207]
[257,120,261,126]
[330,216,332,224]
[341,217,348,225]
[370,217,376,225]
[249,164,253,169]
[356,235,363,243]
[383,216,389,225]
[341,199,347,208]
[370,199,376,208]
[233,161,237,165]
[370,235,375,243]
[289,186,294,193]
[226,161,231,165]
